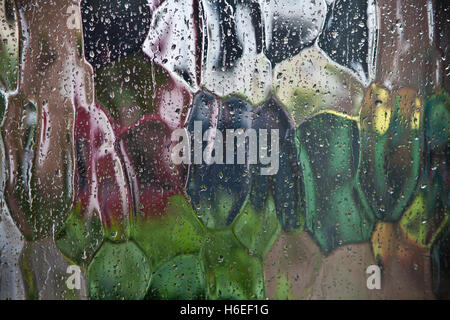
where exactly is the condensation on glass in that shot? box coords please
[0,0,448,300]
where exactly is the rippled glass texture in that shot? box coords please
[0,0,448,300]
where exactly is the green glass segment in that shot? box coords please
[146,254,206,300]
[56,201,104,266]
[87,240,151,300]
[233,190,281,258]
[359,84,424,222]
[399,90,449,250]
[295,111,375,253]
[201,229,265,300]
[399,188,447,248]
[132,194,206,270]
[425,89,450,153]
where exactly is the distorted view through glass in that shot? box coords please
[0,0,448,300]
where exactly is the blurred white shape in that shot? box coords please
[260,0,327,58]
[272,45,364,125]
[201,1,272,105]
[143,0,199,92]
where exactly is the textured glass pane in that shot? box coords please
[0,0,448,301]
